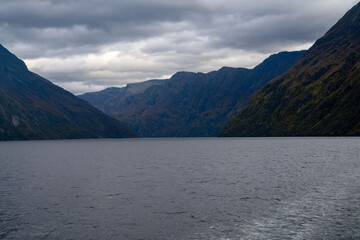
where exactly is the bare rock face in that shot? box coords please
[11,115,19,127]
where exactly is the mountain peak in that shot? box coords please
[0,44,28,72]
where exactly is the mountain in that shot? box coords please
[79,51,305,137]
[0,44,136,140]
[80,80,165,113]
[221,3,360,137]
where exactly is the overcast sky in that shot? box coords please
[0,0,358,94]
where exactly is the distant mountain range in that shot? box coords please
[221,2,360,136]
[5,1,358,140]
[0,45,136,140]
[80,51,305,137]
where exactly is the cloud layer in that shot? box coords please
[0,0,358,93]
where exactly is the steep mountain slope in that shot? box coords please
[0,44,136,140]
[80,51,305,137]
[221,3,360,137]
[80,80,165,112]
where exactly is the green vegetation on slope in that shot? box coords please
[221,2,360,137]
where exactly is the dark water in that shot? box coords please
[0,138,360,240]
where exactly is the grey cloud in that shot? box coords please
[0,0,210,57]
[0,0,358,93]
[0,0,198,28]
[1,0,356,56]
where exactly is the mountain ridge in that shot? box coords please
[220,2,360,137]
[80,50,305,137]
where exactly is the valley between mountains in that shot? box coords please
[1,2,360,139]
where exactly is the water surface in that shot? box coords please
[0,138,359,239]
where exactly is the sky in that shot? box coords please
[0,0,358,94]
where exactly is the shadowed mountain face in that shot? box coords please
[80,51,305,137]
[0,45,136,140]
[221,3,360,137]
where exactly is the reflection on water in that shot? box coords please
[0,137,359,239]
